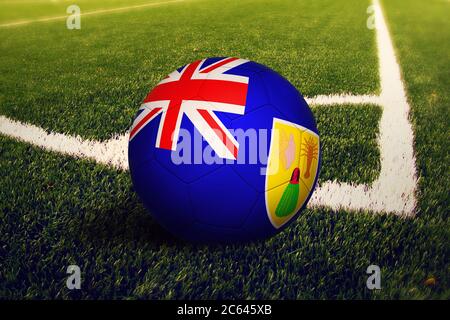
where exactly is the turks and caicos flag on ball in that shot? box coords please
[128,57,320,242]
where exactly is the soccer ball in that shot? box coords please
[128,57,320,242]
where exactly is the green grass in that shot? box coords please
[0,0,378,140]
[0,135,447,299]
[0,0,168,24]
[381,0,450,223]
[314,104,382,185]
[0,0,449,299]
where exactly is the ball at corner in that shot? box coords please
[128,57,320,243]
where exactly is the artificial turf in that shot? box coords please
[0,0,169,24]
[0,0,378,141]
[313,104,381,185]
[381,0,450,223]
[0,0,448,299]
[0,134,447,299]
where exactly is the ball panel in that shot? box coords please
[242,192,278,241]
[128,109,160,169]
[237,60,275,74]
[154,114,225,183]
[188,166,258,228]
[130,158,195,237]
[260,68,318,134]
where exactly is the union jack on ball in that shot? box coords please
[128,57,321,242]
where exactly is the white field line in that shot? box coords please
[0,92,379,171]
[0,0,186,28]
[0,0,418,216]
[308,0,418,216]
[0,115,129,170]
[306,94,380,106]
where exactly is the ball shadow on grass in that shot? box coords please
[77,191,187,248]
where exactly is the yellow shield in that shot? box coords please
[265,118,320,229]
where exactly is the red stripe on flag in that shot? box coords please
[158,100,182,150]
[143,58,247,106]
[129,107,161,139]
[198,80,247,106]
[200,57,238,74]
[197,109,238,159]
[145,79,247,107]
[180,60,202,80]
